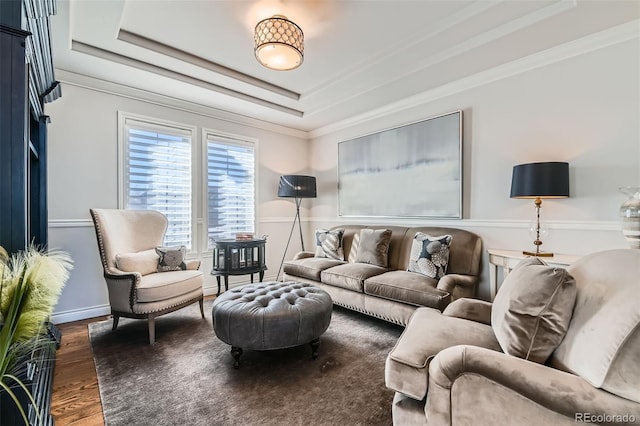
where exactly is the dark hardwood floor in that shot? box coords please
[51,316,108,425]
[51,296,216,425]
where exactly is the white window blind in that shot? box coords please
[124,119,193,249]
[207,137,255,246]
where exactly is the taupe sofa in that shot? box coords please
[385,249,640,425]
[283,225,482,326]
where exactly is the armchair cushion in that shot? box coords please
[115,249,159,276]
[491,257,577,364]
[136,270,203,303]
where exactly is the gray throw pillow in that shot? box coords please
[355,229,392,267]
[156,246,187,272]
[491,256,577,364]
[314,228,345,260]
[407,233,452,279]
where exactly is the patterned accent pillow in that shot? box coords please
[314,228,345,260]
[407,233,452,279]
[156,246,187,272]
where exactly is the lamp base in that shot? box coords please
[522,250,554,257]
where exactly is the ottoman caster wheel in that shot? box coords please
[231,346,243,369]
[310,338,320,360]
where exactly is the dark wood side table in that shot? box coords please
[211,239,267,295]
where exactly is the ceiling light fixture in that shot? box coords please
[254,15,304,71]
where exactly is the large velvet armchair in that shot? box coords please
[385,249,640,425]
[90,208,204,344]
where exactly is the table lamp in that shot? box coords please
[510,162,569,257]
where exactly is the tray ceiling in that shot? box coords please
[50,0,640,132]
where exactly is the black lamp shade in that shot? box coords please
[510,162,570,199]
[278,175,317,198]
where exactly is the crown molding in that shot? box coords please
[309,19,639,138]
[54,69,309,139]
[117,29,300,101]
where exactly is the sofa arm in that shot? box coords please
[442,298,492,325]
[426,345,640,425]
[436,274,477,300]
[293,251,315,260]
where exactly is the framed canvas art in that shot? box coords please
[338,110,462,218]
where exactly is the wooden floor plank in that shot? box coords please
[51,317,106,426]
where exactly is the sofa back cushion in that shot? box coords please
[549,249,640,403]
[333,225,481,277]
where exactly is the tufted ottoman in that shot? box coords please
[211,281,333,368]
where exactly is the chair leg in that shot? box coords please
[148,315,156,345]
[112,315,119,331]
[199,298,205,319]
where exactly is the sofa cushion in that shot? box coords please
[385,307,501,400]
[355,229,392,267]
[314,228,345,260]
[364,271,450,310]
[407,232,452,279]
[136,269,203,303]
[156,246,187,272]
[492,257,577,364]
[321,263,387,293]
[283,257,344,281]
[115,249,159,276]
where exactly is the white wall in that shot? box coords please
[307,37,639,300]
[46,77,311,322]
[46,32,639,321]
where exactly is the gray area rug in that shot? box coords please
[88,299,403,426]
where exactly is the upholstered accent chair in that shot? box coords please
[90,208,204,344]
[385,249,640,425]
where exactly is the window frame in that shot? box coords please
[201,128,259,254]
[117,111,259,257]
[118,111,198,253]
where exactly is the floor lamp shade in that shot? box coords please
[510,162,570,199]
[510,162,569,257]
[278,175,317,198]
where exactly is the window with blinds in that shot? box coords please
[206,137,255,247]
[123,119,193,249]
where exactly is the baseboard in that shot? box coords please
[52,278,282,324]
[50,304,112,324]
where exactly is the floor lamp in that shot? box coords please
[276,175,317,280]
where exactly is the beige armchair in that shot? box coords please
[385,249,640,425]
[90,208,204,344]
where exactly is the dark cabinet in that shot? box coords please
[211,239,267,295]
